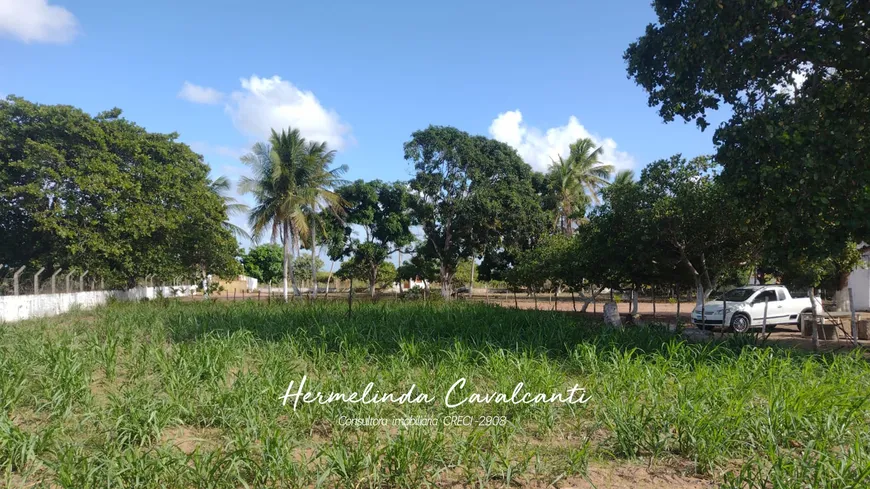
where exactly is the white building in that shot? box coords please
[846,243,870,311]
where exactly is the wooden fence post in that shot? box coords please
[849,287,858,346]
[348,278,354,317]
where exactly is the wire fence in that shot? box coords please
[0,265,164,297]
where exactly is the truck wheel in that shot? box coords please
[730,313,751,333]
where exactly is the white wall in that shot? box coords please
[0,285,197,323]
[847,268,870,311]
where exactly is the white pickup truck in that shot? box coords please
[692,285,823,333]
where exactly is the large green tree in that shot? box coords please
[598,155,753,302]
[404,126,548,298]
[625,0,870,285]
[0,96,239,286]
[337,179,413,297]
[397,251,439,293]
[241,244,283,284]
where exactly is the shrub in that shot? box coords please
[400,286,425,301]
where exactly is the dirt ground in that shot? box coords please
[564,463,717,489]
[481,295,870,352]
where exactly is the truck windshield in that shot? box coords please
[719,288,756,302]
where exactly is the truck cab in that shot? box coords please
[692,285,822,333]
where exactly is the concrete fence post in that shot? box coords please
[51,268,63,294]
[66,270,75,293]
[13,266,26,296]
[80,270,89,292]
[33,267,45,295]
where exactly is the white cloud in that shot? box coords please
[178,82,225,105]
[225,75,350,150]
[0,0,79,44]
[488,110,635,173]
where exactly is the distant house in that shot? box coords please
[208,274,258,293]
[846,242,870,310]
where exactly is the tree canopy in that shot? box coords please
[404,125,548,297]
[625,0,869,285]
[0,96,240,286]
[336,179,414,296]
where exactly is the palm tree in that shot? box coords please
[208,175,251,241]
[239,129,348,302]
[567,138,614,205]
[547,138,613,236]
[612,169,635,186]
[239,129,310,301]
[548,155,587,236]
[297,140,348,299]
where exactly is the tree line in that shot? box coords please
[237,125,857,306]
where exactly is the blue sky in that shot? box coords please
[2,0,725,251]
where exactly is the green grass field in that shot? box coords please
[2,300,869,488]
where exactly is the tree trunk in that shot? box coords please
[676,285,681,325]
[397,251,403,293]
[348,277,354,317]
[290,228,301,296]
[311,219,317,300]
[369,264,378,298]
[325,261,335,299]
[282,222,290,302]
[809,287,819,351]
[440,264,453,299]
[469,256,475,298]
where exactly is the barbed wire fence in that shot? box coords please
[0,264,197,297]
[0,265,109,296]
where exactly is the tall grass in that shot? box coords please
[0,300,868,487]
